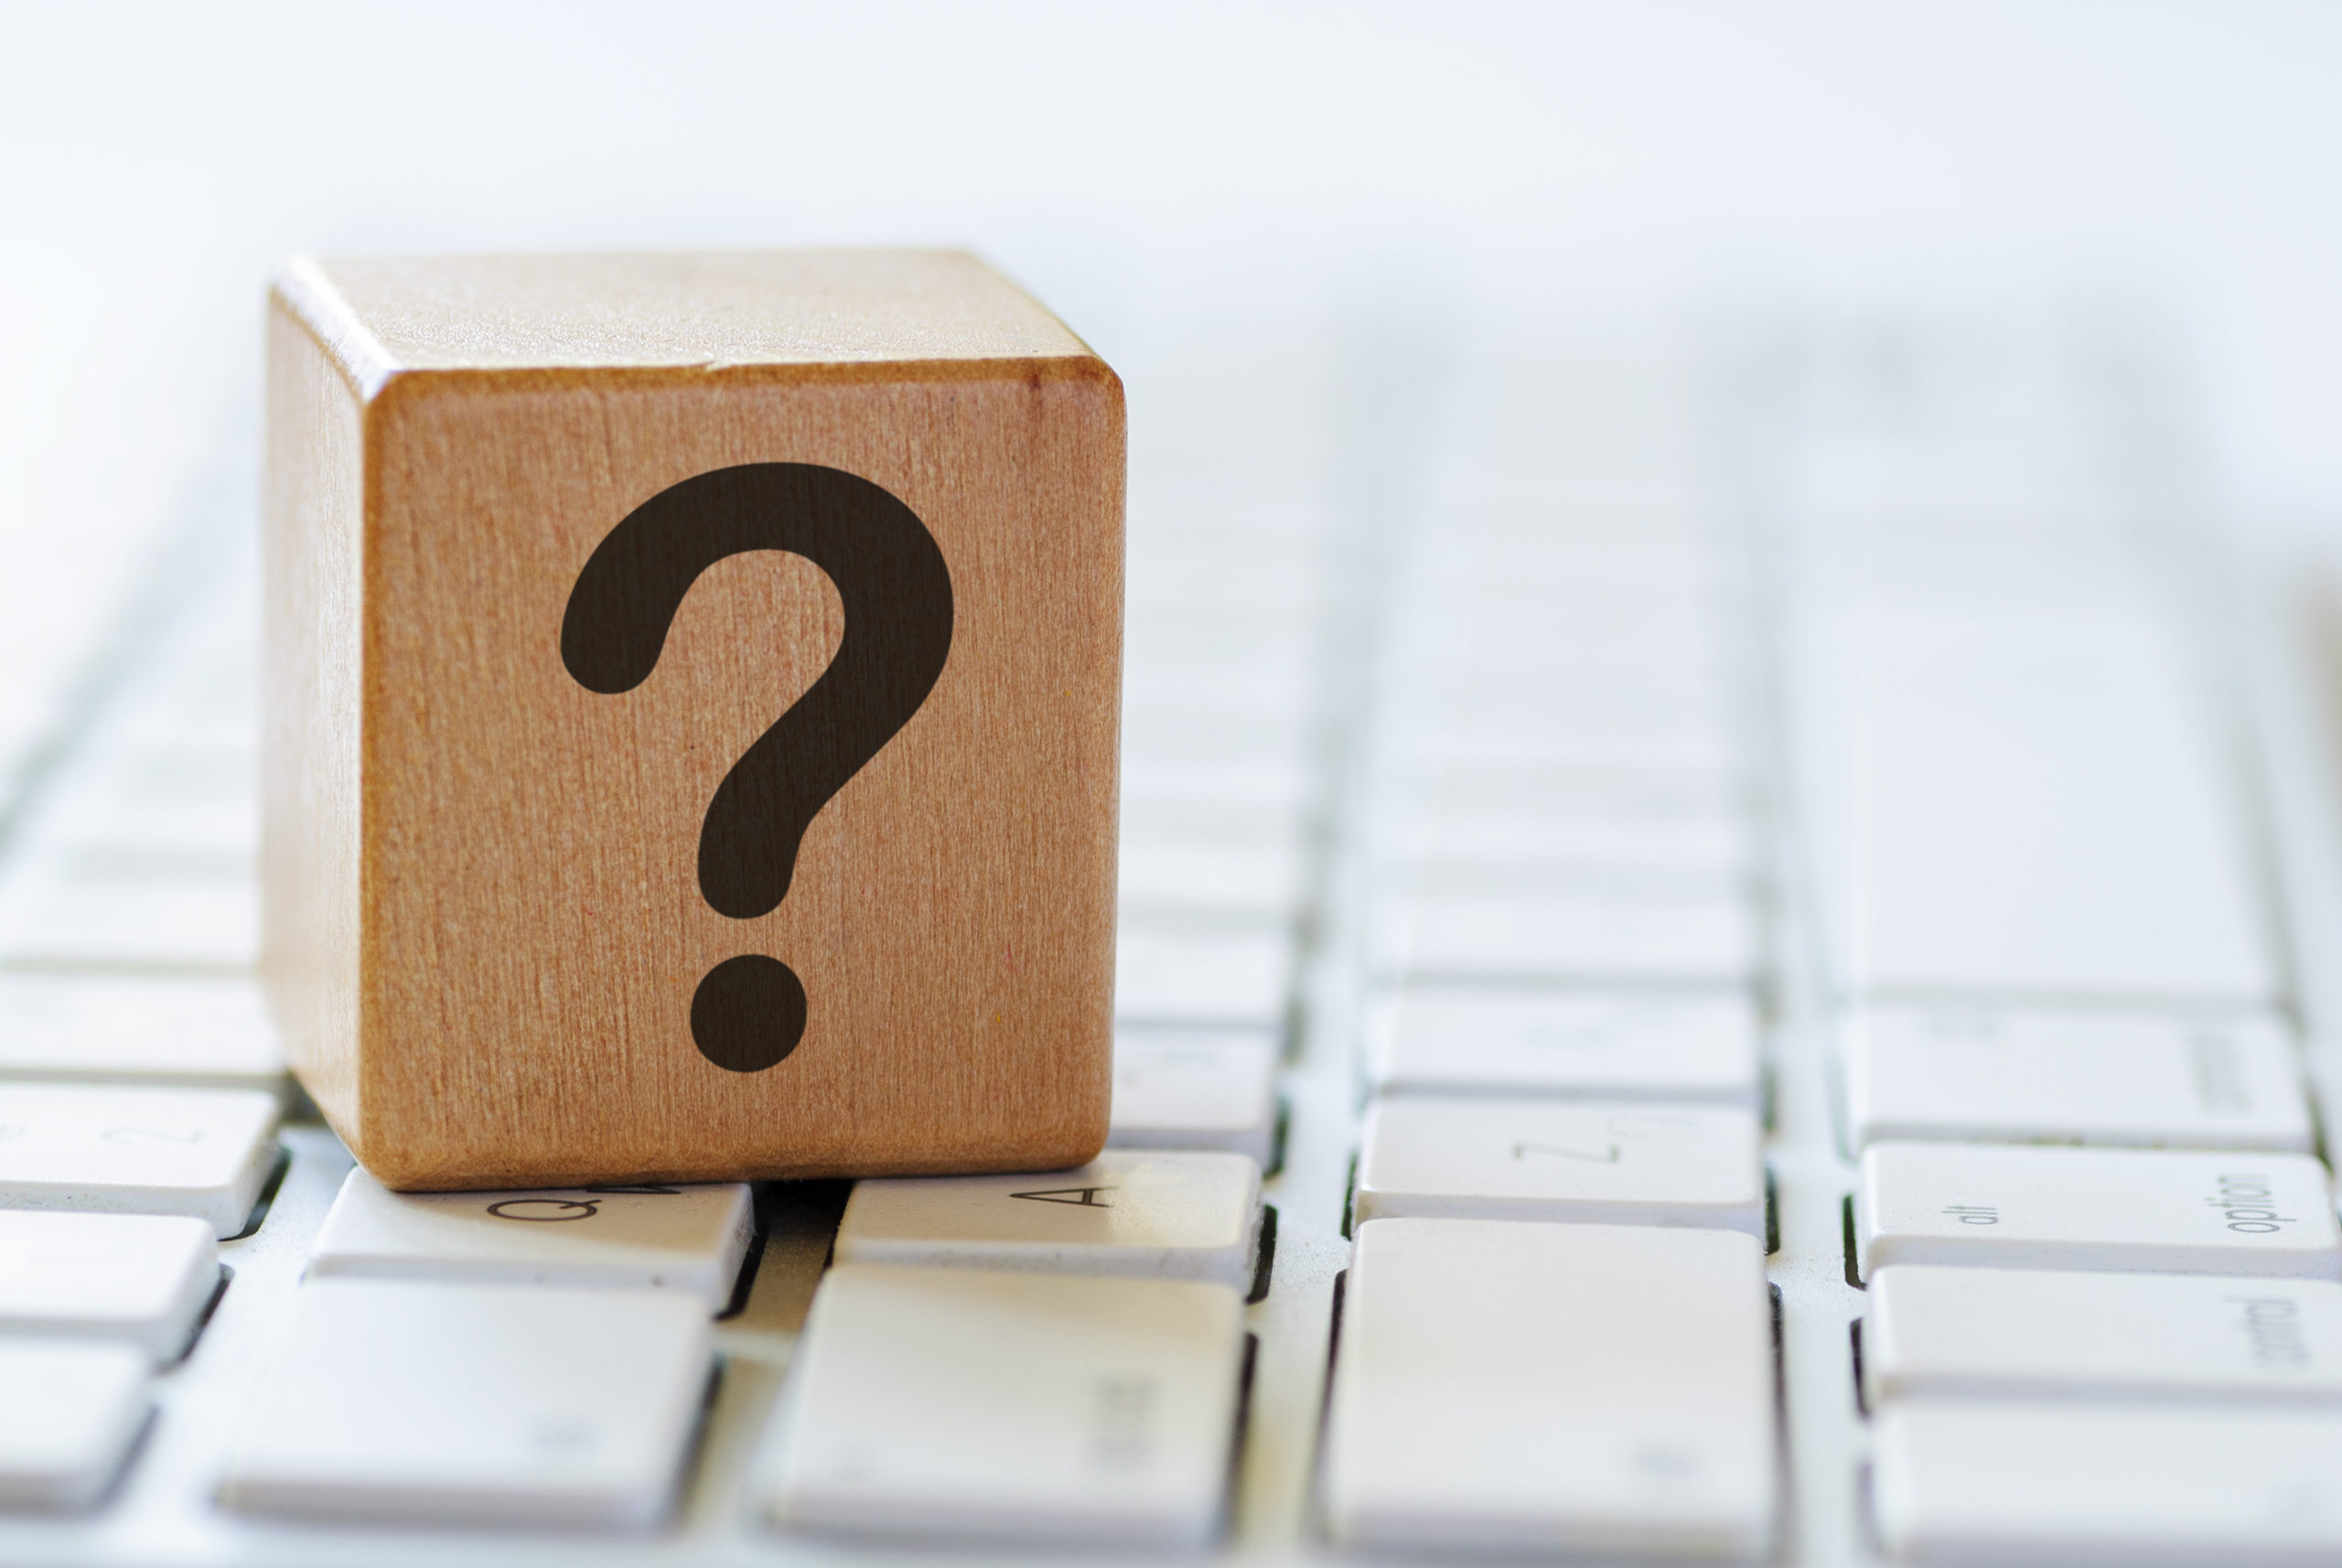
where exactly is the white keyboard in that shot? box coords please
[3,306,2337,1567]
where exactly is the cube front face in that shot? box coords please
[263,257,1123,1189]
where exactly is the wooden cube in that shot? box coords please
[263,252,1123,1189]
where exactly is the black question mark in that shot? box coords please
[561,463,954,1074]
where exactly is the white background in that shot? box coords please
[4,0,2339,679]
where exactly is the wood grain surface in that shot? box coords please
[263,252,1123,1190]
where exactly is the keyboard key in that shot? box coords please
[1113,918,1292,1028]
[1356,1098,1764,1237]
[1122,703,1314,779]
[1369,987,1760,1107]
[218,1278,711,1529]
[306,1171,753,1309]
[1399,857,1747,909]
[1120,758,1314,816]
[1118,790,1307,853]
[1840,600,2275,1004]
[1116,840,1305,918]
[756,1264,1245,1548]
[0,1210,217,1362]
[1874,1401,2342,1565]
[1413,679,1735,754]
[0,1082,278,1236]
[1845,1004,2312,1152]
[0,1339,150,1509]
[1854,1143,2342,1279]
[1395,735,1751,786]
[1326,1219,1775,1557]
[0,875,258,971]
[1865,1265,2342,1406]
[834,1150,1261,1290]
[1109,1028,1279,1164]
[1397,806,1753,877]
[0,973,284,1091]
[42,736,258,862]
[1381,889,1756,986]
[1398,753,1748,831]
[1116,793,1308,918]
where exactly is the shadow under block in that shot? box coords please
[263,251,1123,1190]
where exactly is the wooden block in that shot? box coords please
[263,252,1123,1189]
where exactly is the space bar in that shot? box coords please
[1845,588,2274,1007]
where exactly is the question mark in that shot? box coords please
[560,463,954,1074]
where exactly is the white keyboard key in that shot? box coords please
[1356,1098,1764,1238]
[1855,1143,2342,1279]
[1114,918,1292,1028]
[306,1171,753,1309]
[1393,815,1756,886]
[0,1339,149,1509]
[0,1082,278,1236]
[1408,727,1745,788]
[1865,1265,2342,1406]
[1383,889,1756,986]
[0,875,258,971]
[44,737,258,865]
[1123,614,1313,684]
[1369,987,1760,1108]
[1845,604,2275,1004]
[1415,680,1734,750]
[1119,758,1314,815]
[1400,754,1748,828]
[1109,1028,1279,1164]
[757,1264,1244,1548]
[1122,652,1314,712]
[0,974,284,1091]
[1846,1004,2311,1152]
[1122,661,1314,720]
[1875,1401,2342,1565]
[835,1150,1261,1291]
[1118,790,1308,849]
[218,1278,711,1529]
[1414,647,1737,705]
[0,1210,217,1362]
[1399,858,1747,909]
[1123,551,1323,617]
[1116,837,1306,917]
[1394,828,1755,893]
[1121,701,1315,772]
[1326,1219,1775,1557]
[1427,538,1739,595]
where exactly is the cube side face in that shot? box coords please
[260,298,369,1149]
[350,360,1124,1188]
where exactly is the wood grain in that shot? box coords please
[263,252,1123,1190]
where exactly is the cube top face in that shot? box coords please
[264,252,1123,1191]
[291,250,1096,385]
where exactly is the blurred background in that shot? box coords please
[3,0,2339,752]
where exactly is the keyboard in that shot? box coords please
[3,301,2336,1566]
